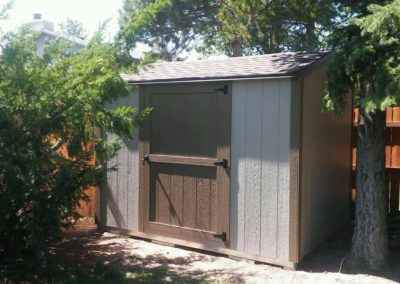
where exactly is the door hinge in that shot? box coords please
[215,85,229,95]
[213,232,227,242]
[214,159,228,168]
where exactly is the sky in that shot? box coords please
[1,0,224,59]
[2,0,124,39]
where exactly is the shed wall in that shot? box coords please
[231,79,292,264]
[100,91,140,231]
[102,80,294,266]
[300,65,352,258]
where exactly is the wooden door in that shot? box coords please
[139,83,231,248]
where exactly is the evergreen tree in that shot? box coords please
[117,0,219,61]
[215,0,338,55]
[325,0,399,270]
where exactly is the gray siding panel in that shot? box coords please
[106,158,117,227]
[231,79,292,262]
[244,80,263,255]
[231,82,247,252]
[260,80,279,259]
[102,92,140,231]
[127,118,140,230]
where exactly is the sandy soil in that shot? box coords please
[55,230,399,284]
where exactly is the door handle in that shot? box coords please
[214,159,228,168]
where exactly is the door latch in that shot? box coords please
[143,154,150,162]
[213,232,227,242]
[214,159,228,168]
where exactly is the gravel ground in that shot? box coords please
[55,231,399,284]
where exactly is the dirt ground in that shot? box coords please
[36,229,399,284]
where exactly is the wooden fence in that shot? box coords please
[58,143,97,228]
[75,186,97,224]
[352,107,400,214]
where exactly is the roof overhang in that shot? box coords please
[125,74,296,85]
[124,52,330,85]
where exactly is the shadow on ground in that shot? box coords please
[1,229,399,283]
[0,232,213,283]
[0,230,250,283]
[299,230,400,283]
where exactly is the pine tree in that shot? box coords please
[325,0,400,270]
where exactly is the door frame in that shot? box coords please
[138,82,232,247]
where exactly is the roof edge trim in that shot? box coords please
[127,74,296,85]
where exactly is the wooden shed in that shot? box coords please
[99,52,352,269]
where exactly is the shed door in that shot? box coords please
[140,83,231,248]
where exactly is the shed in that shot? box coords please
[99,52,352,269]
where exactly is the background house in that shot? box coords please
[28,13,85,56]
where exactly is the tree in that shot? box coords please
[0,28,147,260]
[0,1,13,34]
[215,0,343,55]
[117,0,344,58]
[324,0,399,270]
[117,0,219,61]
[59,18,88,40]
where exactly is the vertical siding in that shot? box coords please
[276,82,292,261]
[300,66,352,258]
[260,81,280,259]
[231,79,292,263]
[244,81,263,255]
[102,91,140,231]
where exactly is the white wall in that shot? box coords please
[230,79,292,264]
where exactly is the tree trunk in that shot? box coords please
[350,107,389,271]
[304,22,316,51]
[231,38,242,57]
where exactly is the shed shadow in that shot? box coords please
[298,230,400,283]
[100,175,126,229]
[99,134,138,230]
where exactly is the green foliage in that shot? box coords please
[59,19,88,40]
[324,0,400,114]
[0,28,142,258]
[117,0,357,58]
[117,0,219,61]
[215,0,339,55]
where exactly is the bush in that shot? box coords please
[0,29,142,259]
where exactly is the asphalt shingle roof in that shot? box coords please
[125,52,327,84]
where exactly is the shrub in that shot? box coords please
[0,29,143,259]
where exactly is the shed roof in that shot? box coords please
[125,52,327,84]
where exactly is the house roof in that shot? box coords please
[125,52,328,84]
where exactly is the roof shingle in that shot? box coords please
[125,52,327,84]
